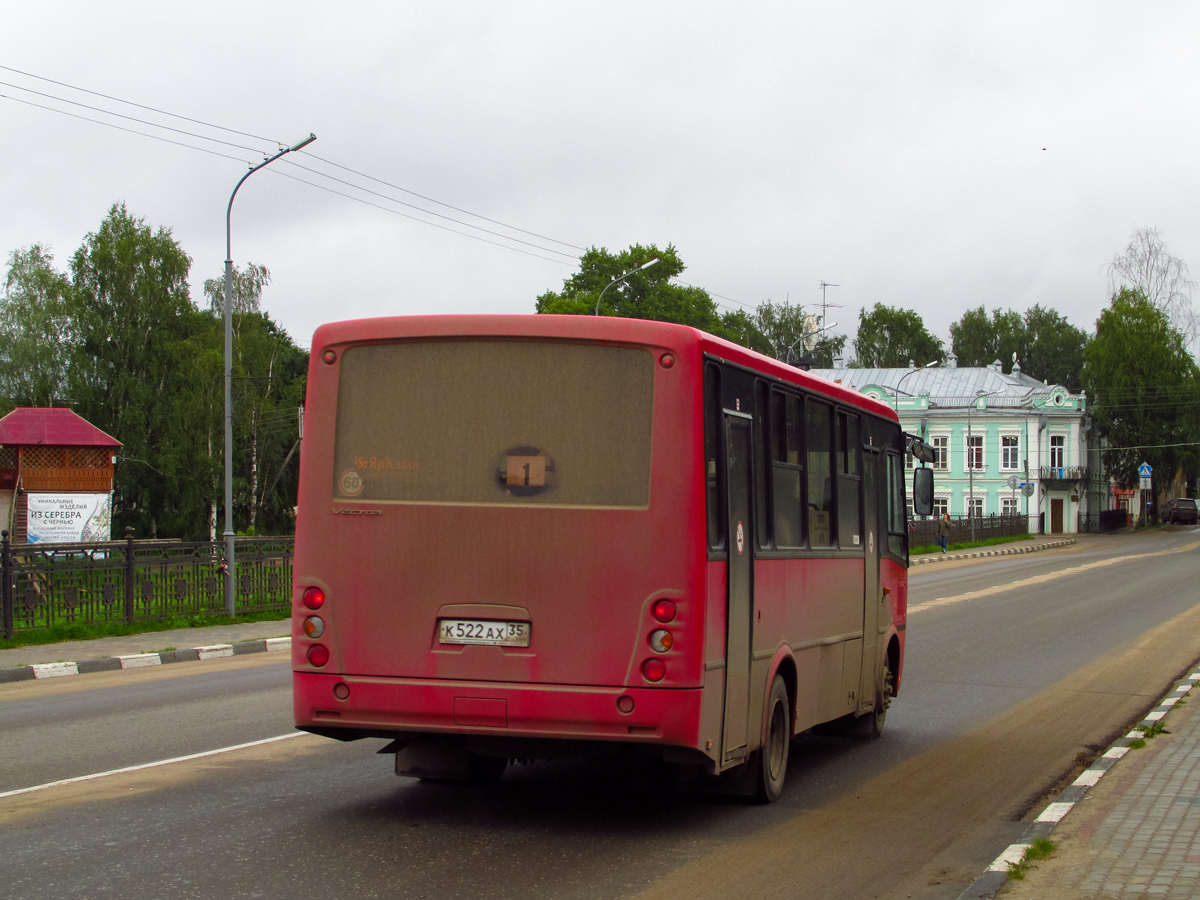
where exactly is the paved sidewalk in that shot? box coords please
[0,619,291,669]
[963,665,1200,899]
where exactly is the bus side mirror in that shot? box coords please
[913,467,934,517]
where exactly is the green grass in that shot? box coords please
[912,533,1032,556]
[1135,720,1171,739]
[0,608,290,650]
[1129,738,1147,749]
[1006,837,1056,882]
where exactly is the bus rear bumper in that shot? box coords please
[294,671,703,750]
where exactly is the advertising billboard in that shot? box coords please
[26,493,113,543]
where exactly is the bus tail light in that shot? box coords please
[652,599,676,623]
[303,616,325,639]
[307,644,330,667]
[642,658,666,682]
[648,629,672,653]
[303,587,325,610]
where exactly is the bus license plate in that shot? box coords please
[438,619,530,647]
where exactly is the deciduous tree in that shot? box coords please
[949,307,1024,369]
[851,303,942,368]
[948,304,1087,390]
[535,244,761,347]
[1082,288,1200,492]
[1108,227,1197,347]
[1022,305,1087,391]
[203,262,271,315]
[0,244,74,407]
[67,203,196,537]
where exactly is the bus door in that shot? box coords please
[859,445,883,714]
[722,412,754,764]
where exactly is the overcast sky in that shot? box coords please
[3,2,1198,353]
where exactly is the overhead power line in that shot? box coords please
[0,67,583,262]
[0,65,776,314]
[0,63,276,142]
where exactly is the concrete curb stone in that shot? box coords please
[913,538,1076,565]
[0,636,291,684]
[955,666,1200,899]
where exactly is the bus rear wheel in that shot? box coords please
[755,675,790,803]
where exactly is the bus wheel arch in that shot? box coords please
[887,635,901,698]
[762,653,798,747]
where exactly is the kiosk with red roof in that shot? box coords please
[0,408,121,543]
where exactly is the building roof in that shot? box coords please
[0,408,121,447]
[808,362,1073,410]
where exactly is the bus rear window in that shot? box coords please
[333,340,655,507]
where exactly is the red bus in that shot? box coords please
[293,315,932,801]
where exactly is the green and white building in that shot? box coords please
[811,354,1107,534]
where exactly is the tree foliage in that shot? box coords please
[535,244,761,346]
[1023,305,1088,391]
[0,244,74,407]
[750,299,845,367]
[851,303,942,368]
[1082,288,1200,490]
[949,304,1087,390]
[0,203,306,540]
[203,262,271,315]
[536,247,850,368]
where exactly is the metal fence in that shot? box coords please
[1080,509,1130,533]
[1,528,293,639]
[908,513,1028,548]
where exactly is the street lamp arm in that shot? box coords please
[225,135,316,261]
[594,258,659,316]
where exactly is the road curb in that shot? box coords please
[955,664,1200,899]
[0,636,291,683]
[913,538,1076,565]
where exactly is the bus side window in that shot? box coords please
[771,391,803,548]
[837,411,862,549]
[704,364,724,551]
[806,400,835,548]
[887,452,907,559]
[754,381,770,547]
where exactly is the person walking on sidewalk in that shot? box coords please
[936,513,951,553]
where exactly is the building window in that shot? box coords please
[1002,435,1020,470]
[967,434,984,470]
[966,493,984,518]
[932,495,949,517]
[1002,496,1019,516]
[932,435,949,470]
[1050,435,1065,470]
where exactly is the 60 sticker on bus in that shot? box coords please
[438,619,531,647]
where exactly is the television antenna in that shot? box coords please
[818,281,842,330]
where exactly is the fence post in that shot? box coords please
[124,526,135,625]
[1,530,11,640]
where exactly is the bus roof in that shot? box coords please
[310,314,898,424]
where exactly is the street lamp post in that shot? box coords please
[594,258,660,316]
[222,133,316,617]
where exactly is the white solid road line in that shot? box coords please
[0,732,305,800]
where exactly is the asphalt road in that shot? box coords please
[2,530,1199,900]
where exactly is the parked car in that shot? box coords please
[1163,497,1199,524]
